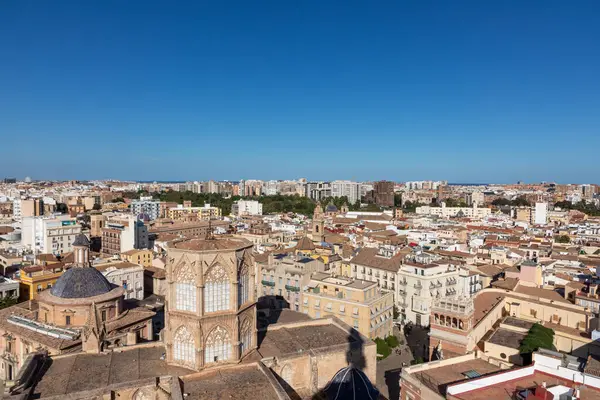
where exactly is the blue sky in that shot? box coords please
[1,1,599,183]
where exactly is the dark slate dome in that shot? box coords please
[326,203,338,212]
[50,267,115,299]
[72,233,90,247]
[321,366,379,400]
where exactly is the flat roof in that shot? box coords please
[413,358,503,397]
[502,316,534,330]
[257,322,354,359]
[31,346,192,398]
[181,363,283,400]
[486,328,527,349]
[451,371,600,400]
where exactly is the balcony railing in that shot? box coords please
[261,280,276,287]
[446,279,457,286]
[399,279,407,286]
[399,301,409,308]
[414,282,422,289]
[285,285,300,292]
[398,289,407,296]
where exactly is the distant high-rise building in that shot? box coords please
[330,180,360,204]
[131,196,160,221]
[3,178,16,184]
[373,180,394,207]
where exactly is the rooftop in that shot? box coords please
[32,346,192,398]
[181,363,284,400]
[486,328,527,349]
[169,236,252,251]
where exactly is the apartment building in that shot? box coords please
[101,215,149,257]
[131,196,160,220]
[305,181,332,201]
[21,215,82,254]
[416,202,492,219]
[302,272,394,339]
[465,191,485,206]
[403,260,481,327]
[231,200,263,216]
[0,277,19,300]
[17,263,67,300]
[95,261,144,300]
[120,248,153,267]
[257,253,325,311]
[168,204,221,221]
[330,180,361,204]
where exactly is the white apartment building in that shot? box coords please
[21,215,82,254]
[95,261,144,300]
[465,191,485,206]
[397,262,480,327]
[231,200,263,216]
[12,198,21,219]
[331,180,361,204]
[263,180,279,196]
[131,196,160,220]
[347,245,481,327]
[534,202,548,225]
[415,203,491,219]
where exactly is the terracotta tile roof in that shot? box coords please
[350,247,404,272]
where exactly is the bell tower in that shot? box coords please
[311,202,325,243]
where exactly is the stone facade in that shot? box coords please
[165,237,257,371]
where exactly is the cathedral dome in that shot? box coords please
[50,267,115,299]
[321,365,379,400]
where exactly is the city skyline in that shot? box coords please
[2,2,600,182]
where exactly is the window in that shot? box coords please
[353,320,359,329]
[176,282,197,312]
[204,265,230,313]
[47,283,52,289]
[315,311,321,318]
[238,271,249,306]
[240,319,252,355]
[204,326,231,364]
[101,310,107,322]
[173,326,195,368]
[339,304,345,313]
[37,284,43,293]
[65,315,71,326]
[353,307,359,315]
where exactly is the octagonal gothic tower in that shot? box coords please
[164,236,256,370]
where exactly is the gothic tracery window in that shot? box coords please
[238,263,249,307]
[173,325,195,368]
[204,265,230,313]
[240,318,252,354]
[204,326,231,364]
[175,261,196,312]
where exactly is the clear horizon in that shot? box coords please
[2,2,599,182]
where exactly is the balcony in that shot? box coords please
[398,301,409,308]
[399,279,407,286]
[414,282,422,289]
[446,279,457,286]
[261,280,276,287]
[285,285,300,292]
[398,289,407,296]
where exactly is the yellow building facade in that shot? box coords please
[120,249,153,267]
[18,264,67,301]
[302,272,394,339]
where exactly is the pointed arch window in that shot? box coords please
[173,325,195,368]
[204,326,231,364]
[204,265,230,313]
[175,262,196,312]
[238,264,250,307]
[240,318,252,354]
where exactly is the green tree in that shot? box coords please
[394,193,402,207]
[555,235,571,243]
[92,203,102,211]
[0,296,18,310]
[375,337,391,359]
[519,323,555,362]
[386,335,399,348]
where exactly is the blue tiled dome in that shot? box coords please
[322,365,379,400]
[50,267,115,299]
